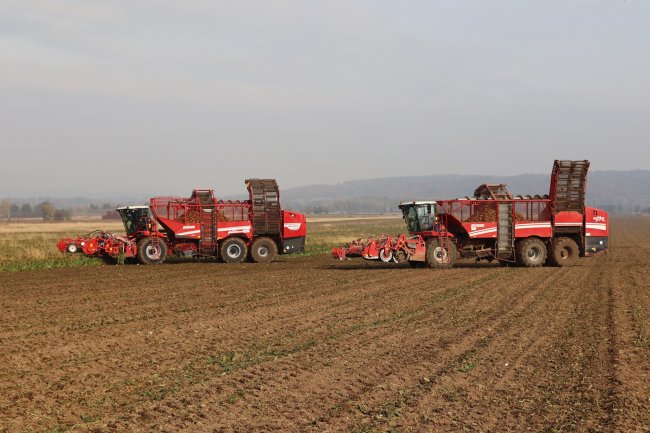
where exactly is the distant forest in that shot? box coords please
[0,200,124,221]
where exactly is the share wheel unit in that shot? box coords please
[425,238,457,269]
[393,250,408,264]
[220,237,248,263]
[379,249,394,263]
[516,237,546,268]
[137,237,167,265]
[66,243,78,254]
[250,237,278,263]
[548,237,580,267]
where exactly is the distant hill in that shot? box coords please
[3,170,649,217]
[280,170,650,214]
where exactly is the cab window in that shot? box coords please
[417,205,434,231]
[405,207,420,232]
[403,205,435,232]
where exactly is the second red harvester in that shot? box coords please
[333,160,609,268]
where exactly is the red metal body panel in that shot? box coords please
[514,222,553,238]
[584,207,609,237]
[156,217,200,239]
[282,210,306,239]
[216,221,253,239]
[554,211,584,228]
[456,220,553,239]
[463,222,497,238]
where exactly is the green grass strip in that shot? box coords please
[0,255,103,272]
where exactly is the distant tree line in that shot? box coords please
[89,203,117,211]
[598,204,650,214]
[0,200,73,221]
[0,199,126,221]
[286,197,398,215]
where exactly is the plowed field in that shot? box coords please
[1,217,648,433]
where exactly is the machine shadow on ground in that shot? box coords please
[322,259,504,271]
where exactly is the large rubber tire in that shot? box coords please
[136,238,167,265]
[516,238,546,268]
[250,237,278,263]
[220,237,248,263]
[548,237,579,267]
[425,238,457,269]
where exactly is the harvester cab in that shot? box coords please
[116,206,152,236]
[398,201,438,234]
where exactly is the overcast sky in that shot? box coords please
[1,0,648,198]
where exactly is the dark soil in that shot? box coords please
[1,217,648,433]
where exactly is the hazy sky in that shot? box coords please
[1,0,649,197]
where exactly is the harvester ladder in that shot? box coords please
[199,206,217,257]
[496,202,514,260]
[191,190,217,257]
[437,213,452,263]
[149,217,159,257]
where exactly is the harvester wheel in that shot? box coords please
[379,249,393,263]
[220,237,248,263]
[136,238,167,265]
[548,237,579,267]
[516,238,546,268]
[66,243,78,254]
[425,238,457,269]
[250,237,278,263]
